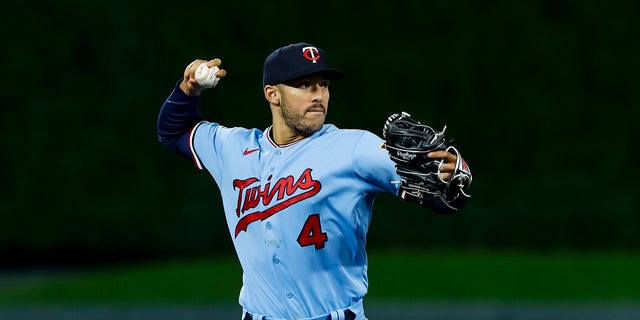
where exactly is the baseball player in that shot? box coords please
[157,43,472,320]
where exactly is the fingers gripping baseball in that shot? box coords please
[180,58,227,96]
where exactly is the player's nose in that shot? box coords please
[310,84,324,102]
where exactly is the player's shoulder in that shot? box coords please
[322,124,383,144]
[196,121,264,137]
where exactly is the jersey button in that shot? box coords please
[266,222,272,229]
[273,256,280,264]
[275,150,282,155]
[286,292,293,299]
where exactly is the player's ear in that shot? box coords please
[264,85,280,106]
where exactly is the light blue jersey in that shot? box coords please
[189,122,400,319]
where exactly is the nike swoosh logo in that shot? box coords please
[243,148,259,155]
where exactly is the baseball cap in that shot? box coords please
[263,42,344,87]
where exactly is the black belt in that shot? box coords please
[243,309,356,320]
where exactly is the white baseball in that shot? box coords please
[195,63,220,88]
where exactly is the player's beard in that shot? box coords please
[280,99,325,136]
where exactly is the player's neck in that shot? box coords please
[270,124,306,146]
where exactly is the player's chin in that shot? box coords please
[300,119,324,134]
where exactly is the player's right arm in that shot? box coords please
[157,59,226,159]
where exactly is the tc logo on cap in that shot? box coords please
[302,46,320,63]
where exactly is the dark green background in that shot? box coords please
[1,0,638,267]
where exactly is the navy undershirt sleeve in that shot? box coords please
[157,81,203,159]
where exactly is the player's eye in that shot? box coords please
[301,81,321,89]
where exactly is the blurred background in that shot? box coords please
[1,0,639,319]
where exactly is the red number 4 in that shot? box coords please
[297,214,328,249]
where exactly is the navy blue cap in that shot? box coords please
[263,43,344,87]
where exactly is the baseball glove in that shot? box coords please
[383,112,472,212]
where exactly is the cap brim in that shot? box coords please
[276,68,345,85]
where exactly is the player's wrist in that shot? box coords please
[179,80,202,97]
[170,80,200,101]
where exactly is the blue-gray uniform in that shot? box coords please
[191,121,398,319]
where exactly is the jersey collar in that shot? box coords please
[264,125,331,148]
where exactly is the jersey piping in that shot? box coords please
[189,121,207,170]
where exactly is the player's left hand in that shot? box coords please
[383,112,472,211]
[427,150,458,181]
